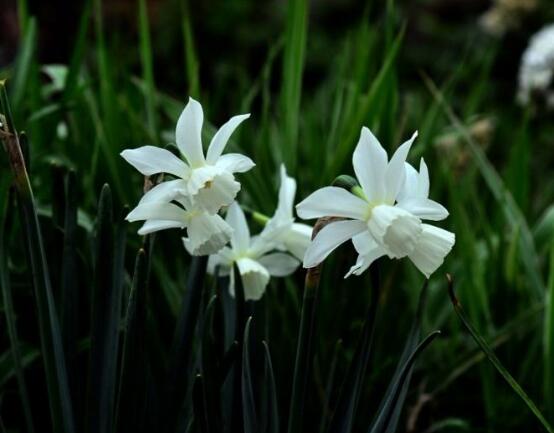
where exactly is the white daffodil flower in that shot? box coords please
[260,165,313,261]
[296,127,455,278]
[125,183,232,256]
[121,97,254,214]
[208,202,300,301]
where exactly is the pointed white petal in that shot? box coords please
[296,187,369,221]
[417,158,430,198]
[384,131,417,202]
[206,114,250,163]
[275,164,297,219]
[121,146,189,178]
[396,162,419,202]
[215,153,255,173]
[303,220,366,268]
[258,252,300,277]
[408,224,455,278]
[368,204,422,258]
[283,223,313,261]
[353,127,388,202]
[126,202,188,222]
[396,198,449,221]
[138,179,188,205]
[226,202,250,253]
[236,257,270,301]
[184,213,232,256]
[351,231,378,255]
[344,246,385,278]
[137,219,185,235]
[176,97,205,166]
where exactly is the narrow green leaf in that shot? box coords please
[115,249,148,433]
[192,374,209,433]
[423,75,544,299]
[87,184,121,433]
[138,0,158,139]
[447,275,554,433]
[181,0,199,97]
[0,83,75,433]
[242,317,258,433]
[11,17,37,113]
[261,341,279,433]
[546,241,554,419]
[0,188,35,433]
[280,0,308,172]
[162,255,209,433]
[368,331,441,433]
[0,345,39,388]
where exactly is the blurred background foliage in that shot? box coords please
[2,0,554,431]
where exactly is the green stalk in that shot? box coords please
[448,275,554,433]
[0,189,35,433]
[287,216,334,433]
[181,0,199,98]
[0,82,75,433]
[138,0,158,140]
[545,241,554,419]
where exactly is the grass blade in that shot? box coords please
[262,341,279,433]
[138,0,158,140]
[87,184,121,433]
[447,275,554,433]
[0,82,75,433]
[368,331,441,433]
[423,75,544,299]
[115,249,148,433]
[280,0,308,172]
[0,188,35,433]
[163,255,209,433]
[546,241,554,419]
[11,17,37,114]
[181,0,200,97]
[242,316,258,433]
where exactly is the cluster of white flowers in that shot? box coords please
[122,97,455,300]
[518,24,554,107]
[121,98,311,299]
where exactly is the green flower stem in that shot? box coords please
[287,216,340,433]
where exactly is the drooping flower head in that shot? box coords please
[208,202,300,301]
[296,127,455,278]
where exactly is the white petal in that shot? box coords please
[417,158,430,198]
[396,162,419,202]
[283,223,313,261]
[236,257,270,301]
[138,179,188,205]
[384,131,417,202]
[206,114,251,164]
[396,198,449,221]
[121,146,189,178]
[353,127,388,202]
[351,231,379,255]
[215,153,255,173]
[184,213,232,256]
[126,202,188,223]
[344,246,385,278]
[258,253,300,277]
[368,204,421,258]
[176,97,205,167]
[207,247,233,275]
[408,224,455,278]
[137,219,185,235]
[226,202,250,253]
[275,164,296,219]
[296,187,369,221]
[303,220,367,268]
[193,170,240,214]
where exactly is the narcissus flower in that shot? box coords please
[208,202,300,301]
[125,184,232,256]
[296,127,455,278]
[261,165,313,261]
[121,97,254,214]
